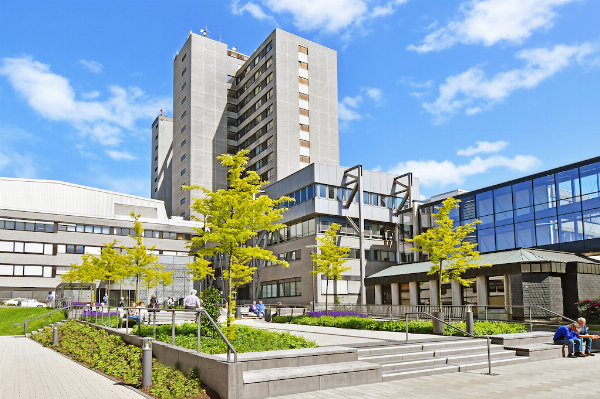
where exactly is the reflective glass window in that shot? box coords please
[515,221,536,247]
[300,187,307,203]
[328,185,335,199]
[477,228,496,252]
[337,188,344,201]
[495,224,515,251]
[76,224,85,232]
[318,184,326,198]
[93,226,102,234]
[35,223,45,232]
[478,215,494,230]
[583,209,600,240]
[514,206,534,223]
[294,190,300,205]
[559,212,584,243]
[380,195,386,208]
[533,174,556,205]
[5,221,15,230]
[363,191,369,205]
[45,224,54,233]
[476,191,493,217]
[494,186,513,213]
[372,193,379,206]
[25,222,34,231]
[580,161,600,210]
[556,168,581,214]
[534,201,557,219]
[15,222,25,230]
[307,184,314,200]
[513,181,533,209]
[85,225,93,233]
[495,210,513,227]
[535,216,559,246]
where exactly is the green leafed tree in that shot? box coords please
[96,240,127,306]
[141,264,174,304]
[185,150,291,338]
[121,213,161,303]
[405,197,491,310]
[310,223,351,315]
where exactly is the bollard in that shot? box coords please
[153,311,157,340]
[24,321,28,334]
[264,308,272,322]
[235,307,241,320]
[465,310,474,336]
[141,338,153,388]
[486,336,492,375]
[53,324,59,345]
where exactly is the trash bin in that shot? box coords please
[264,308,272,322]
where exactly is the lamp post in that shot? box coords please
[305,244,318,312]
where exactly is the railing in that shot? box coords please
[12,306,70,337]
[78,306,238,363]
[405,311,493,375]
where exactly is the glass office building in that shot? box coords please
[419,157,600,255]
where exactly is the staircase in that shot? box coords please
[357,338,529,381]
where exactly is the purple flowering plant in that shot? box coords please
[307,311,368,318]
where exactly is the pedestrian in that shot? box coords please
[119,297,126,307]
[149,295,158,309]
[47,291,54,307]
[102,293,108,306]
[167,296,174,309]
[183,290,201,309]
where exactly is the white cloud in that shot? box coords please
[457,140,509,156]
[388,154,540,188]
[423,43,596,122]
[106,150,137,161]
[338,87,383,126]
[79,59,103,73]
[408,0,578,53]
[363,87,383,104]
[0,56,169,146]
[0,125,38,178]
[232,0,407,35]
[81,90,100,100]
[231,0,276,24]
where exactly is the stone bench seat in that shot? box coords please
[502,343,563,360]
[243,361,381,384]
[490,332,554,346]
[276,308,306,317]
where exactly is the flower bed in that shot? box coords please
[32,320,215,399]
[577,299,600,324]
[306,311,368,318]
[272,315,527,337]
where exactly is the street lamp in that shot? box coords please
[305,244,318,312]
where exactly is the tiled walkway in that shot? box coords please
[0,336,145,399]
[272,353,600,398]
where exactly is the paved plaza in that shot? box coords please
[0,336,145,399]
[272,353,600,399]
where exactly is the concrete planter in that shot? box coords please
[432,311,445,335]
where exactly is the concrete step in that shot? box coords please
[356,339,487,358]
[380,357,448,372]
[377,350,515,372]
[243,361,382,399]
[382,364,459,381]
[455,356,530,372]
[433,344,505,357]
[445,350,516,364]
[360,350,437,364]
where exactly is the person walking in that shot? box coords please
[167,296,174,309]
[102,293,108,307]
[183,290,201,309]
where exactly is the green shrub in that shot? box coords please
[32,320,204,399]
[273,315,526,336]
[200,286,222,336]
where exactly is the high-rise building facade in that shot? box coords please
[155,29,339,219]
[151,115,173,216]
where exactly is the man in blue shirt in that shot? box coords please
[554,322,585,357]
[257,301,265,318]
[577,317,599,356]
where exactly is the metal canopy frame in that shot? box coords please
[343,165,366,305]
[393,172,412,216]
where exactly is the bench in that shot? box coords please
[276,308,306,317]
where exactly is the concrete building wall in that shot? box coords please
[151,115,173,216]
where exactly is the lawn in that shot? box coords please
[0,307,67,335]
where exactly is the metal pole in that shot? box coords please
[197,312,201,353]
[101,308,104,326]
[405,314,409,343]
[153,311,157,340]
[529,307,533,332]
[485,306,488,322]
[466,309,474,336]
[172,311,176,346]
[24,321,27,334]
[486,336,492,375]
[53,325,58,346]
[95,307,98,324]
[126,308,129,335]
[141,338,153,388]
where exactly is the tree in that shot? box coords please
[121,213,161,303]
[185,150,291,339]
[405,197,491,310]
[141,264,174,303]
[310,223,351,315]
[95,240,127,306]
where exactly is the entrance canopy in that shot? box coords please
[366,248,600,286]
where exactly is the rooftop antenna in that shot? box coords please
[200,25,209,37]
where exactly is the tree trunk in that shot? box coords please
[438,261,443,311]
[325,278,329,316]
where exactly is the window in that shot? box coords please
[154,177,158,182]
[266,121,274,131]
[418,282,430,305]
[299,108,309,117]
[181,97,186,105]
[181,110,186,119]
[181,169,186,176]
[266,57,273,69]
[181,154,186,161]
[154,167,158,172]
[298,61,308,70]
[154,156,158,161]
[181,198,186,205]
[265,41,273,54]
[254,69,263,81]
[181,125,187,133]
[478,228,495,252]
[300,139,310,148]
[181,139,186,147]
[155,135,158,141]
[227,74,235,84]
[155,145,158,151]
[298,45,308,54]
[583,208,600,240]
[154,188,157,192]
[580,161,600,210]
[299,93,309,101]
[559,212,583,242]
[181,68,187,76]
[300,124,309,132]
[266,73,273,85]
[267,153,273,163]
[266,88,273,100]
[267,137,273,147]
[300,155,310,163]
[556,168,581,215]
[535,216,559,246]
[299,77,308,85]
[181,82,187,90]
[515,221,536,247]
[181,53,187,62]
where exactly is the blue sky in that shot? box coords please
[0,0,599,199]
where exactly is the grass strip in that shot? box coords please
[0,307,67,335]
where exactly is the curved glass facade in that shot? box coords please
[420,159,600,253]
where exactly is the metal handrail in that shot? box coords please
[404,312,493,375]
[12,306,70,337]
[82,306,238,363]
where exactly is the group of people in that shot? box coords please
[554,317,598,357]
[250,301,266,317]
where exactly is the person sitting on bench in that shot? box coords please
[128,301,140,325]
[554,322,586,357]
[577,317,599,356]
[257,301,265,318]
